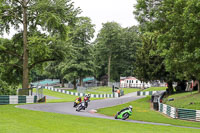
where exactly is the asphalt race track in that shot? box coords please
[16,92,200,130]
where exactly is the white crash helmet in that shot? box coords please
[129,105,133,109]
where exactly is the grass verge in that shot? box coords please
[98,96,200,128]
[0,105,199,133]
[55,86,140,95]
[142,87,167,92]
[121,88,140,94]
[33,89,101,103]
[164,91,200,110]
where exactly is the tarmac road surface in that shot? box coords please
[16,92,200,130]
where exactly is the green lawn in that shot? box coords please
[33,89,100,103]
[0,105,199,133]
[35,87,139,103]
[55,86,140,95]
[121,88,140,94]
[86,87,140,94]
[142,87,167,92]
[85,87,113,94]
[164,91,200,110]
[98,96,200,128]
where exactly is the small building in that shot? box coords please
[100,75,108,86]
[120,77,151,88]
[82,77,97,87]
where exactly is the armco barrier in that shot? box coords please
[136,91,200,122]
[159,103,176,119]
[44,86,124,98]
[137,91,157,96]
[158,102,200,122]
[196,110,200,121]
[177,108,200,121]
[0,96,37,105]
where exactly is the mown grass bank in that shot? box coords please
[142,87,167,92]
[98,97,200,128]
[164,91,200,110]
[33,89,101,103]
[57,86,140,94]
[0,105,199,133]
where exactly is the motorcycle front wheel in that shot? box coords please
[76,106,82,112]
[122,113,129,120]
[73,102,77,107]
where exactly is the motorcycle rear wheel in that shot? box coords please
[114,114,118,119]
[73,102,77,107]
[76,105,82,112]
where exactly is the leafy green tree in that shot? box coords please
[94,22,122,83]
[0,31,70,88]
[134,32,175,93]
[59,17,95,89]
[156,0,200,92]
[94,24,141,82]
[0,0,79,89]
[119,26,141,77]
[134,0,163,32]
[0,38,22,86]
[0,80,16,95]
[134,0,200,93]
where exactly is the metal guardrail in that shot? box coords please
[159,103,176,119]
[158,103,200,122]
[44,86,124,98]
[0,96,37,105]
[136,91,200,122]
[177,108,197,121]
[137,91,158,96]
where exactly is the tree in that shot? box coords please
[133,32,176,93]
[134,0,163,32]
[156,0,200,92]
[94,25,141,82]
[134,0,200,93]
[119,26,141,77]
[94,22,122,83]
[59,17,95,89]
[0,0,79,89]
[0,37,23,86]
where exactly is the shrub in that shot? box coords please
[0,80,17,95]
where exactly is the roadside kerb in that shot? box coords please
[44,86,124,98]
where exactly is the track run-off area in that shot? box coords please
[16,92,200,130]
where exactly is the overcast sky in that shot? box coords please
[73,0,138,34]
[2,0,138,39]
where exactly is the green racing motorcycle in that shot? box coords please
[114,108,132,120]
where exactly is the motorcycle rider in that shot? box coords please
[77,97,82,103]
[117,105,133,115]
[84,94,91,109]
[73,96,82,107]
